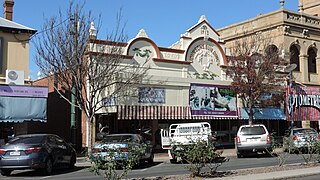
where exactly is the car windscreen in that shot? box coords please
[8,136,45,144]
[240,126,266,135]
[103,135,134,143]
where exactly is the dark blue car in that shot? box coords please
[0,134,76,176]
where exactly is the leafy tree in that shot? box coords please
[34,1,148,151]
[225,34,287,125]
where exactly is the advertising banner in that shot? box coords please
[190,83,237,117]
[138,87,165,103]
[0,85,48,98]
[287,85,320,121]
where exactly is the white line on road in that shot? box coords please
[136,162,166,172]
[23,176,51,180]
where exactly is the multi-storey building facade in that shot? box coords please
[217,0,320,130]
[88,16,242,148]
[28,0,320,149]
[0,0,37,145]
[0,0,36,84]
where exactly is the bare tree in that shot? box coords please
[34,2,148,151]
[225,33,287,125]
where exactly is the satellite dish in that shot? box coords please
[284,64,297,72]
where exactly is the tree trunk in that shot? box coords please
[86,119,93,153]
[248,95,254,125]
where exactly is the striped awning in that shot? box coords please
[117,105,193,120]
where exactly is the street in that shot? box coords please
[2,154,320,179]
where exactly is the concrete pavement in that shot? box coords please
[76,149,320,179]
[212,166,320,180]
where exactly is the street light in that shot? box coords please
[284,63,297,128]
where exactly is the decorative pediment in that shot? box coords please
[127,37,160,64]
[186,15,220,41]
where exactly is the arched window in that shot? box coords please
[290,45,300,71]
[265,45,278,58]
[308,48,317,73]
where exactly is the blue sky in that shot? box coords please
[6,0,298,80]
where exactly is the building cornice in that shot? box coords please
[158,47,185,54]
[89,39,128,47]
[153,58,192,65]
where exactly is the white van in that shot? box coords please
[161,122,212,163]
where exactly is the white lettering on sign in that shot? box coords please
[288,94,320,114]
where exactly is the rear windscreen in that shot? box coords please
[240,126,266,135]
[103,135,134,143]
[8,136,44,144]
[293,129,317,135]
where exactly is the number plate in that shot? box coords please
[249,139,258,142]
[10,151,20,156]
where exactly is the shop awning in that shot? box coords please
[117,105,194,120]
[240,107,286,120]
[0,85,48,122]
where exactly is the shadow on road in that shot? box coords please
[133,162,162,169]
[240,152,273,158]
[7,166,87,177]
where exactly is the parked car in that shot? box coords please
[90,133,154,165]
[283,128,320,153]
[235,124,272,158]
[0,134,76,176]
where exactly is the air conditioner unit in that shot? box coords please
[5,69,25,85]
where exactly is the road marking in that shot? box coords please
[136,162,166,172]
[24,177,51,179]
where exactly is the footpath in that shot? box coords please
[76,149,320,179]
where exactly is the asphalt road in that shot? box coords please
[0,154,318,179]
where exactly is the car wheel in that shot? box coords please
[69,154,76,169]
[0,169,12,176]
[43,158,53,175]
[147,153,154,164]
[237,151,243,158]
[170,155,177,164]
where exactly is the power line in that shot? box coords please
[13,16,71,42]
[30,17,71,40]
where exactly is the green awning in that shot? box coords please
[0,85,47,122]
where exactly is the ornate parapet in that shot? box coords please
[285,11,320,29]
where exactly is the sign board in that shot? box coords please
[189,83,237,117]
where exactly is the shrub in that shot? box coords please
[89,143,144,180]
[173,139,228,177]
[267,133,291,166]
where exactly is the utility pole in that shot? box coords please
[70,11,78,148]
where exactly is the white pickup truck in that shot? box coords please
[160,122,212,163]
